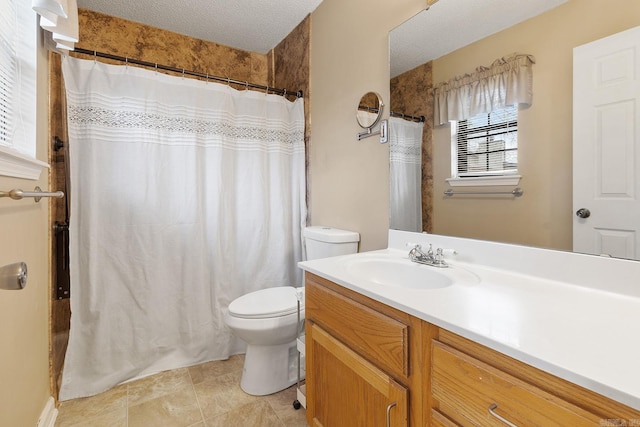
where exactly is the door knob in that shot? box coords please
[576,208,591,218]
[0,262,27,290]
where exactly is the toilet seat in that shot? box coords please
[228,286,304,319]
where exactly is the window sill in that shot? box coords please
[446,175,521,187]
[0,146,50,180]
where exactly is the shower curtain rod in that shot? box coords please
[390,111,425,123]
[72,48,303,98]
[358,106,425,123]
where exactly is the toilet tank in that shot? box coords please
[304,226,360,260]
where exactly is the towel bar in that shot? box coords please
[0,186,64,202]
[444,188,523,197]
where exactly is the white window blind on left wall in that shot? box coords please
[0,0,18,145]
[0,0,48,179]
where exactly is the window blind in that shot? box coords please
[0,0,17,145]
[455,105,518,176]
[0,0,36,158]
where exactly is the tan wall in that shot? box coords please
[431,0,640,250]
[0,35,52,426]
[309,0,427,251]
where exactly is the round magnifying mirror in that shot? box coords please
[357,92,384,129]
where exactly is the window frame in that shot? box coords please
[0,0,48,180]
[447,106,521,187]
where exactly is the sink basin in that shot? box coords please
[342,257,478,290]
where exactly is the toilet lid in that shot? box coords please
[228,286,304,319]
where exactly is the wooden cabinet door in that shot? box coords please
[306,322,408,427]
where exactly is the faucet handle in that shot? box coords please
[433,247,448,267]
[408,244,422,254]
[408,243,429,262]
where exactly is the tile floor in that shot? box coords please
[55,355,308,427]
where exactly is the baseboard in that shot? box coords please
[37,397,58,427]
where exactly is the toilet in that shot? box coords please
[224,226,360,395]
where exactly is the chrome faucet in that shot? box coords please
[408,244,449,268]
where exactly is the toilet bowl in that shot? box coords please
[224,286,304,395]
[224,226,359,396]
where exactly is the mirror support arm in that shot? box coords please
[357,119,388,143]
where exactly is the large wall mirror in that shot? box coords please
[389,0,640,260]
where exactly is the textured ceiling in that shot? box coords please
[390,0,568,77]
[76,0,324,54]
[76,0,569,74]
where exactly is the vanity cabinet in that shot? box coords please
[305,273,428,427]
[305,273,640,426]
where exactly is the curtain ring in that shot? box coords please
[227,77,231,86]
[125,57,128,68]
[155,63,158,74]
[93,50,97,64]
[182,68,185,78]
[245,81,249,91]
[265,85,269,95]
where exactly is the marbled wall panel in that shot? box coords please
[73,9,269,87]
[390,62,434,233]
[48,51,70,402]
[272,14,310,102]
[272,15,311,220]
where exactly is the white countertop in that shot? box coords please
[298,230,640,411]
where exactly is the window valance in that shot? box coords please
[434,53,535,125]
[32,0,79,51]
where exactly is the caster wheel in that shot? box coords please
[293,399,301,410]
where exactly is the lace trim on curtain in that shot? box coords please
[67,105,305,151]
[389,118,423,165]
[434,53,535,125]
[390,143,421,164]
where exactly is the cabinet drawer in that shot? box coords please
[431,340,601,426]
[305,280,409,377]
[431,409,461,427]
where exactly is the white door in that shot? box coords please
[573,26,640,260]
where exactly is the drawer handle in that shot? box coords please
[386,402,397,427]
[488,403,518,427]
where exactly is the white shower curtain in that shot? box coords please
[59,56,306,400]
[389,117,423,232]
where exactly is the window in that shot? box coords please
[0,0,16,145]
[448,105,520,186]
[0,0,46,179]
